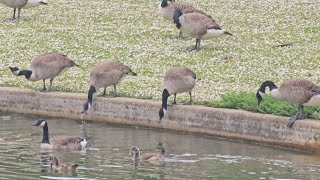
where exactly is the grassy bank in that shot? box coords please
[0,1,319,117]
[198,92,320,119]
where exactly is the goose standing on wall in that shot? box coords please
[81,61,137,113]
[256,78,320,128]
[173,9,232,51]
[130,146,165,162]
[9,53,78,92]
[0,0,47,19]
[32,119,88,150]
[159,67,196,122]
[159,0,212,39]
[50,156,78,176]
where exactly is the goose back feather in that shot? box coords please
[276,78,320,105]
[0,0,27,9]
[90,61,136,90]
[177,12,225,39]
[164,67,196,94]
[160,0,212,23]
[29,53,77,81]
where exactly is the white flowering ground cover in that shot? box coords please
[0,0,319,104]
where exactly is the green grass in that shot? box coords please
[0,0,320,118]
[198,92,320,119]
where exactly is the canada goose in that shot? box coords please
[50,156,78,175]
[159,0,212,39]
[0,0,47,19]
[256,78,320,128]
[32,119,88,151]
[159,67,196,122]
[81,60,137,113]
[173,9,232,51]
[129,146,165,161]
[9,53,78,92]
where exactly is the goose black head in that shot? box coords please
[32,119,47,127]
[173,9,183,29]
[159,107,167,123]
[256,90,265,105]
[161,0,174,7]
[82,101,90,114]
[256,80,277,105]
[9,67,20,76]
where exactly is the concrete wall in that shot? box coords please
[1,87,320,153]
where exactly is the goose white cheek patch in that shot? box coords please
[163,109,167,116]
[259,91,265,98]
[13,70,20,76]
[39,121,46,127]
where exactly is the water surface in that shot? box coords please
[1,112,320,180]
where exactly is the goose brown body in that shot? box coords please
[274,78,320,105]
[32,119,87,151]
[82,61,137,113]
[28,53,77,81]
[178,13,222,39]
[45,136,86,151]
[9,53,77,91]
[159,67,196,122]
[257,78,320,128]
[160,0,211,23]
[164,67,196,95]
[173,9,232,51]
[89,61,136,90]
[0,0,27,9]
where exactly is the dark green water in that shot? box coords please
[0,112,320,180]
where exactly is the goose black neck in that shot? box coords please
[160,148,165,155]
[135,151,140,159]
[42,124,50,144]
[161,89,170,110]
[173,9,182,29]
[88,85,96,105]
[161,0,169,7]
[82,85,97,113]
[259,81,278,93]
[18,70,32,79]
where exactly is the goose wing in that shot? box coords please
[279,78,320,104]
[140,153,158,161]
[141,153,164,161]
[51,136,83,146]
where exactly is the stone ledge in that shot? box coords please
[0,87,319,153]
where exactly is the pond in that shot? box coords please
[0,112,320,180]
